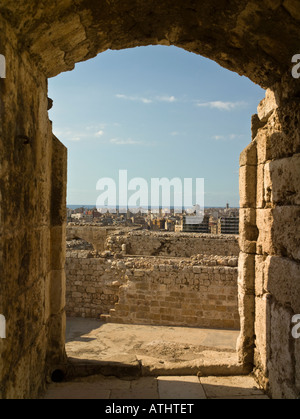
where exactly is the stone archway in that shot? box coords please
[0,1,299,399]
[1,0,298,87]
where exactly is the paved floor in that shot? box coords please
[66,318,240,363]
[43,319,269,399]
[44,374,269,399]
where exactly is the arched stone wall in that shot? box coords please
[0,0,299,399]
[0,0,299,87]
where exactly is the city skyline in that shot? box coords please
[48,45,266,207]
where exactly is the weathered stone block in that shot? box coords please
[237,288,255,362]
[256,102,300,163]
[264,154,300,206]
[272,206,300,261]
[239,140,257,167]
[283,0,300,20]
[251,114,266,140]
[268,302,296,399]
[51,225,66,271]
[256,206,300,260]
[239,165,257,208]
[256,209,274,255]
[256,163,265,209]
[264,256,300,314]
[51,136,67,227]
[238,252,255,294]
[256,126,280,166]
[50,270,66,314]
[255,255,266,297]
[239,208,258,254]
[254,294,271,376]
[257,89,279,122]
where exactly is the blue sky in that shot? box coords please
[48,45,265,208]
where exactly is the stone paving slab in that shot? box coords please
[43,374,269,400]
[65,318,240,364]
[200,376,270,399]
[44,382,111,400]
[158,376,206,399]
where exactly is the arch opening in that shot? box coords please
[48,44,265,372]
[1,1,299,399]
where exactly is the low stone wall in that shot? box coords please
[106,231,240,258]
[66,251,240,330]
[66,226,109,252]
[66,251,119,318]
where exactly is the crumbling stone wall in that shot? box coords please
[66,251,239,330]
[66,251,119,318]
[106,231,240,257]
[66,226,109,252]
[0,17,67,399]
[238,76,300,399]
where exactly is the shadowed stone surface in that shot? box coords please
[0,0,299,86]
[43,374,269,399]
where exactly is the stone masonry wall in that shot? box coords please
[66,252,119,318]
[106,231,240,258]
[66,251,239,330]
[0,17,67,399]
[239,76,300,399]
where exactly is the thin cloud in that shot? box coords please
[212,135,226,141]
[115,93,177,104]
[95,130,104,137]
[53,125,106,142]
[53,129,82,142]
[109,138,143,145]
[170,131,186,137]
[197,101,247,111]
[157,95,177,103]
[115,94,153,104]
[212,134,245,141]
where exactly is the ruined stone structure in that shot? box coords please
[66,225,111,252]
[66,224,240,256]
[65,233,240,329]
[0,0,299,399]
[106,230,240,257]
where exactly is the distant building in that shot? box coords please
[131,215,147,226]
[209,216,219,235]
[219,216,239,235]
[182,215,210,233]
[165,219,176,232]
[151,218,165,231]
